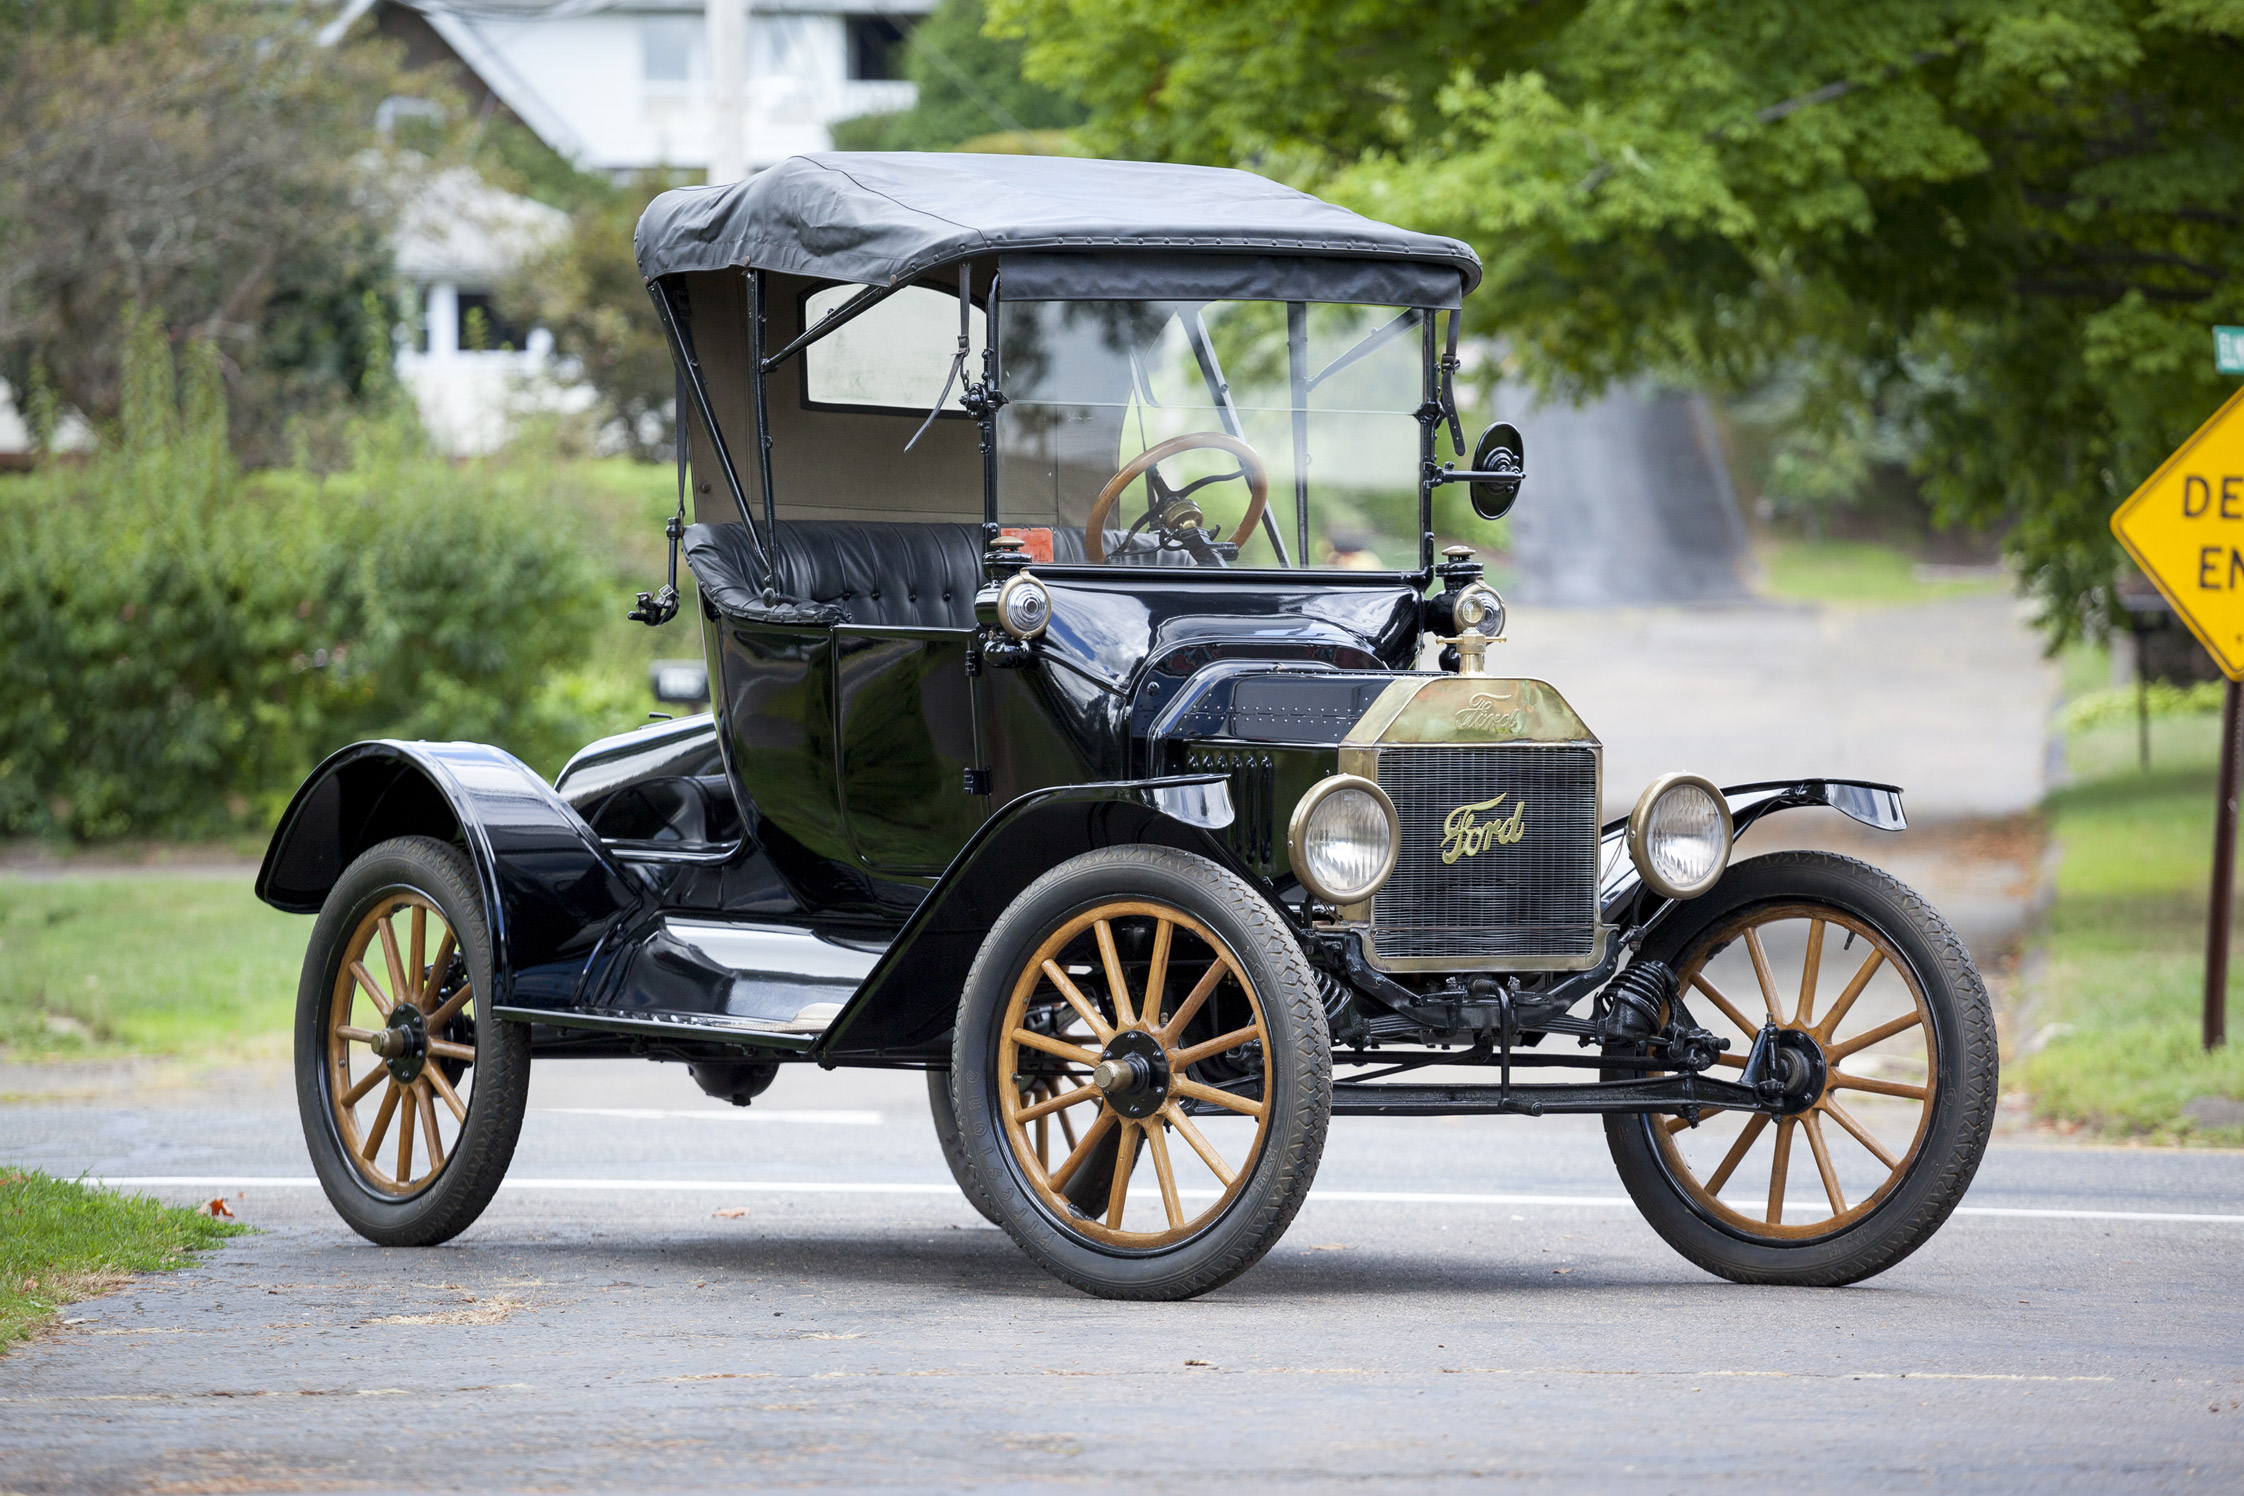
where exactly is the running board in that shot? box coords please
[1329,1074,1767,1117]
[494,1004,822,1051]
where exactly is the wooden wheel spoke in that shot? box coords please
[1803,1113,1845,1217]
[1765,1116,1796,1224]
[1797,919,1825,1030]
[1094,920,1137,1028]
[1819,1095,1899,1170]
[422,933,466,1024]
[426,1038,475,1063]
[1041,962,1115,1044]
[425,1062,468,1123]
[1663,1108,1728,1135]
[1828,1071,1927,1101]
[1689,974,1758,1040]
[1814,948,1886,1041]
[1170,1023,1261,1070]
[1056,1102,1080,1152]
[1016,1083,1101,1122]
[1711,1052,1746,1069]
[1703,1112,1768,1195]
[336,1026,380,1043]
[415,1083,445,1174]
[1159,961,1229,1044]
[1048,1107,1117,1191]
[1826,1010,1923,1062]
[339,1063,387,1107]
[1162,1103,1234,1186]
[378,915,411,1020]
[361,1080,402,1163]
[1146,1123,1185,1230]
[1142,919,1174,1030]
[408,906,426,1011]
[1744,927,1785,1025]
[1011,1028,1102,1067]
[1172,1076,1264,1118]
[1104,1120,1136,1228]
[397,1080,417,1183]
[349,961,394,1017]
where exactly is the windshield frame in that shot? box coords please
[987,280,1445,585]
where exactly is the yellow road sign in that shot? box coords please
[2112,385,2244,681]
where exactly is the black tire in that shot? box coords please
[1605,851,1996,1286]
[294,835,531,1247]
[951,845,1330,1300]
[927,1068,999,1225]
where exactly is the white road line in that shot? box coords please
[538,1108,885,1125]
[77,1177,2244,1223]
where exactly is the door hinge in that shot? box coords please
[963,767,992,796]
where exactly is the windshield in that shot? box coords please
[996,298,1426,571]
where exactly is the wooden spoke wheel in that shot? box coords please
[295,836,530,1247]
[996,899,1273,1250]
[325,891,477,1196]
[952,846,1329,1300]
[1606,851,1996,1286]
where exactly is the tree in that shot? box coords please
[831,0,1082,153]
[991,0,2244,641]
[0,1,411,462]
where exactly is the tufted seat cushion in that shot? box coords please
[684,518,1199,631]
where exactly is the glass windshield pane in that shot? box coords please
[996,298,1424,571]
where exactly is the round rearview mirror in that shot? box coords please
[1470,421,1525,521]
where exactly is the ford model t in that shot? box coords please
[257,154,1995,1299]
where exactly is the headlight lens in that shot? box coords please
[995,573,1051,640]
[1628,774,1733,900]
[1289,775,1399,906]
[1451,582,1505,637]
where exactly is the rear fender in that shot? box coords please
[255,741,648,1009]
[815,775,1252,1058]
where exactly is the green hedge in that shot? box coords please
[0,321,617,840]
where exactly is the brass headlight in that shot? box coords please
[1628,773,1733,900]
[1451,581,1505,638]
[1289,774,1400,906]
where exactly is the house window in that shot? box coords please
[642,18,697,83]
[846,15,910,81]
[803,284,983,414]
[455,291,525,353]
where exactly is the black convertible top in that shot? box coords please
[634,153,1481,306]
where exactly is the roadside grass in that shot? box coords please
[0,1168,246,1349]
[1755,539,2007,605]
[2026,710,2244,1143]
[0,876,303,1060]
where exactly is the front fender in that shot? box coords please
[255,740,647,1009]
[1599,777,1906,928]
[815,774,1249,1058]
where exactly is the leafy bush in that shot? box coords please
[0,313,616,840]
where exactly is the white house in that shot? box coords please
[357,0,929,177]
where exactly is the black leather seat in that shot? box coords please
[684,519,1197,631]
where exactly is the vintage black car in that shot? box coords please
[257,154,1995,1300]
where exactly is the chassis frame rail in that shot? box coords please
[1328,1073,1769,1118]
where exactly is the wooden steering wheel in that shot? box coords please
[1083,432,1270,564]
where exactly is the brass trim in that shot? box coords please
[1363,923,1610,974]
[1287,773,1401,906]
[1627,772,1734,901]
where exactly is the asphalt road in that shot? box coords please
[2,1056,2240,1494]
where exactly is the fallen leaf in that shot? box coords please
[712,1207,749,1220]
[203,1199,234,1219]
[1184,1359,1211,1367]
[1552,1268,1572,1276]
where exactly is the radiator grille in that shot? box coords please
[1369,743,1599,964]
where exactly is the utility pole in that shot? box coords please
[706,0,749,184]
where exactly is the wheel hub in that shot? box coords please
[372,1003,429,1084]
[1091,1029,1170,1119]
[1767,1027,1828,1114]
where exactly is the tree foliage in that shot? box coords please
[993,0,2244,640]
[831,0,1082,152]
[0,1,409,461]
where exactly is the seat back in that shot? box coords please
[768,521,986,630]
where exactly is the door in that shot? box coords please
[834,626,987,875]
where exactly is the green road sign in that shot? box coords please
[2219,326,2244,376]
